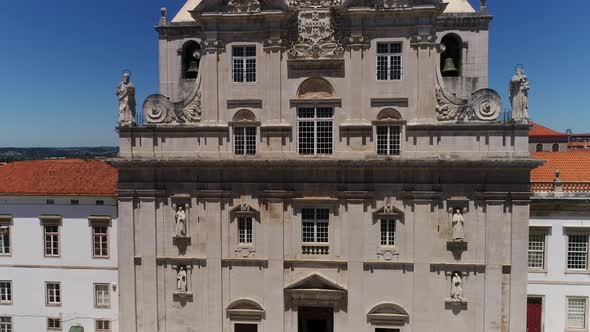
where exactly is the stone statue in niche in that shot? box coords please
[116,72,136,127]
[177,266,187,293]
[452,209,465,242]
[509,66,530,122]
[175,205,187,237]
[450,272,463,301]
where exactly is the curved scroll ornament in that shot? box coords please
[297,78,335,99]
[142,60,203,125]
[435,87,501,122]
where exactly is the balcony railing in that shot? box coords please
[531,182,590,193]
[302,244,329,255]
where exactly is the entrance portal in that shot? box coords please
[298,307,334,332]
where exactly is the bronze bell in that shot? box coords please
[442,57,459,76]
[187,61,199,75]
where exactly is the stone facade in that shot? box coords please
[111,1,538,331]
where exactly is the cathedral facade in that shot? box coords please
[111,0,537,331]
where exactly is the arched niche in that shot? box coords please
[367,302,410,326]
[376,108,402,121]
[297,78,335,99]
[181,40,201,79]
[440,33,462,77]
[232,109,257,123]
[226,298,266,321]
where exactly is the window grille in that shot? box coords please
[0,226,9,255]
[44,225,60,257]
[376,126,401,155]
[93,225,109,257]
[380,219,396,246]
[528,233,545,269]
[95,284,111,308]
[298,107,334,155]
[0,317,11,332]
[238,217,253,244]
[234,127,257,155]
[233,46,256,83]
[0,282,11,304]
[46,282,61,305]
[377,43,402,81]
[302,208,329,243]
[568,234,588,270]
[568,298,587,329]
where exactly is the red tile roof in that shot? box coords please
[531,151,590,182]
[0,159,117,196]
[529,121,569,137]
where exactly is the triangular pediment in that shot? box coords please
[374,204,404,217]
[285,273,346,291]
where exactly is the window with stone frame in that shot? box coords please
[44,224,60,257]
[376,125,401,156]
[47,317,62,331]
[94,283,111,308]
[93,225,109,258]
[0,224,10,255]
[528,231,546,270]
[535,143,543,152]
[567,234,589,271]
[233,46,256,83]
[380,219,396,247]
[46,282,61,306]
[302,208,329,244]
[377,42,402,81]
[238,217,253,245]
[0,317,11,332]
[96,319,111,332]
[297,107,334,155]
[567,297,587,329]
[0,281,11,304]
[552,143,559,152]
[234,126,257,156]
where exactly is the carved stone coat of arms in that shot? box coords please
[289,0,343,58]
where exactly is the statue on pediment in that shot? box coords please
[509,66,530,122]
[452,209,465,241]
[177,266,187,292]
[450,272,463,301]
[175,205,187,237]
[116,72,136,127]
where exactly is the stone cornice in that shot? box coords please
[436,13,493,31]
[108,158,542,169]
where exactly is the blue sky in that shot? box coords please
[0,0,587,147]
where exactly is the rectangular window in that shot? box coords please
[46,199,55,205]
[235,324,258,332]
[46,282,61,306]
[94,284,111,308]
[70,200,79,205]
[93,225,109,258]
[298,107,334,155]
[238,217,253,245]
[96,200,104,206]
[0,282,11,304]
[302,208,329,243]
[0,225,10,255]
[234,127,257,155]
[380,219,396,246]
[44,225,60,257]
[528,233,545,269]
[95,320,111,332]
[376,126,401,155]
[377,42,402,81]
[233,46,256,83]
[567,297,587,329]
[47,317,62,330]
[568,234,589,270]
[0,317,11,332]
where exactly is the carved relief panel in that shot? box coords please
[289,0,343,59]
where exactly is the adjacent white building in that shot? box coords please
[0,159,118,332]
[528,150,590,332]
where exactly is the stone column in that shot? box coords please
[483,200,505,332]
[117,197,137,332]
[203,36,222,122]
[509,198,530,332]
[139,196,159,332]
[411,31,438,121]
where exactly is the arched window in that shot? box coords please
[181,41,201,79]
[374,108,404,156]
[552,143,559,152]
[536,143,543,152]
[440,34,462,77]
[231,110,258,156]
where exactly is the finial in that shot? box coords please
[160,7,168,26]
[479,0,488,14]
[554,169,561,182]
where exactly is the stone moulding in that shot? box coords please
[366,302,410,326]
[226,298,266,321]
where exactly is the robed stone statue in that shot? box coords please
[451,272,463,301]
[175,205,187,237]
[116,72,136,127]
[452,209,465,241]
[177,266,187,292]
[509,67,530,122]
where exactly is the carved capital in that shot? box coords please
[345,35,370,50]
[203,39,225,54]
[263,38,286,52]
[410,33,436,49]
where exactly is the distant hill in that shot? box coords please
[0,147,118,162]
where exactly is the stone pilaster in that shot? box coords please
[117,197,137,332]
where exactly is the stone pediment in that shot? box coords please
[226,298,265,320]
[373,204,404,217]
[367,302,410,326]
[285,272,346,291]
[230,203,260,217]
